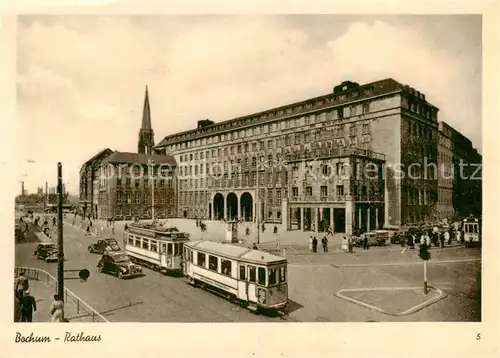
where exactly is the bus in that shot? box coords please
[184,240,288,313]
[462,216,481,247]
[123,222,190,274]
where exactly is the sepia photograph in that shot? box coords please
[12,14,485,327]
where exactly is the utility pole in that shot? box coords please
[57,163,65,313]
[151,160,155,221]
[44,181,48,213]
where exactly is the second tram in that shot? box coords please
[462,216,481,247]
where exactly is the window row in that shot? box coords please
[126,234,184,255]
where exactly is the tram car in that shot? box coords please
[462,216,481,247]
[183,240,288,313]
[123,222,190,274]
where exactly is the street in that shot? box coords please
[15,218,481,322]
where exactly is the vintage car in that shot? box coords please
[97,252,142,279]
[34,242,58,262]
[88,238,121,254]
[355,231,388,247]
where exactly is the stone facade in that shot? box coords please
[155,78,441,230]
[437,122,454,221]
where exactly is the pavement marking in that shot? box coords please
[289,258,480,268]
[335,286,448,316]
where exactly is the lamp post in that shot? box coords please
[57,163,65,316]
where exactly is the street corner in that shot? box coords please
[334,286,448,316]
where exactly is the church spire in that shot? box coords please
[138,85,155,155]
[141,85,152,130]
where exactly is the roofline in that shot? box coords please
[156,78,439,146]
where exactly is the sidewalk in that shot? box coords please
[17,280,96,323]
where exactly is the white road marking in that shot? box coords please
[289,257,480,268]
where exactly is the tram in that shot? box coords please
[183,240,288,313]
[462,216,481,247]
[123,222,190,274]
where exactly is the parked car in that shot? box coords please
[97,252,142,279]
[34,242,58,262]
[88,238,121,254]
[356,231,387,247]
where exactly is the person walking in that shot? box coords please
[456,230,462,245]
[49,294,64,322]
[439,231,445,248]
[321,236,328,252]
[445,230,451,245]
[15,272,29,300]
[19,289,36,322]
[348,236,354,253]
[312,236,318,253]
[363,234,369,250]
[308,236,313,253]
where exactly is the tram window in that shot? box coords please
[190,250,193,262]
[160,243,166,253]
[258,267,266,285]
[197,252,206,267]
[239,265,246,280]
[150,241,158,253]
[208,255,218,272]
[128,237,134,245]
[174,244,179,256]
[249,266,256,282]
[474,225,478,233]
[167,243,173,255]
[179,243,184,254]
[134,239,141,247]
[279,266,286,283]
[268,268,277,285]
[221,259,232,276]
[142,239,149,250]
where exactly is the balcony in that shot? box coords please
[288,195,353,203]
[353,194,385,202]
[285,147,385,162]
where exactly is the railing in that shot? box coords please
[288,195,353,203]
[14,266,108,323]
[285,147,386,162]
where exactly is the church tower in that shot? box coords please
[138,85,155,154]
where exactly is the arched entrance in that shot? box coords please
[213,193,224,220]
[227,193,238,220]
[240,192,253,222]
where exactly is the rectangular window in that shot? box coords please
[197,252,206,267]
[268,267,277,285]
[134,238,141,247]
[208,255,218,272]
[167,243,173,255]
[279,266,286,283]
[142,239,149,250]
[258,267,266,286]
[221,259,232,276]
[174,243,180,256]
[239,265,246,280]
[320,186,328,197]
[249,266,256,282]
[150,240,158,252]
[128,237,134,245]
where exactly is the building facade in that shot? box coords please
[96,152,177,220]
[437,122,454,221]
[155,78,440,231]
[448,124,482,218]
[79,148,114,219]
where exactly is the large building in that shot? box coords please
[155,78,441,232]
[437,122,454,221]
[79,148,114,219]
[80,86,178,221]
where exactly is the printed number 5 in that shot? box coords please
[476,333,481,340]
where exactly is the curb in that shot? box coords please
[335,286,448,316]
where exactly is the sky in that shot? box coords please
[16,15,482,195]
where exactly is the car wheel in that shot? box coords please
[88,246,93,253]
[117,271,123,279]
[97,263,104,273]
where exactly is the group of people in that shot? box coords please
[308,235,329,252]
[14,272,65,323]
[400,227,461,249]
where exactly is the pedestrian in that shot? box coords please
[363,234,369,250]
[14,293,21,322]
[445,230,451,245]
[49,294,64,323]
[19,289,36,322]
[52,217,56,227]
[439,232,445,248]
[252,243,258,250]
[348,236,353,253]
[408,233,414,249]
[322,236,328,252]
[312,236,318,253]
[308,236,313,252]
[15,272,29,300]
[456,230,462,244]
